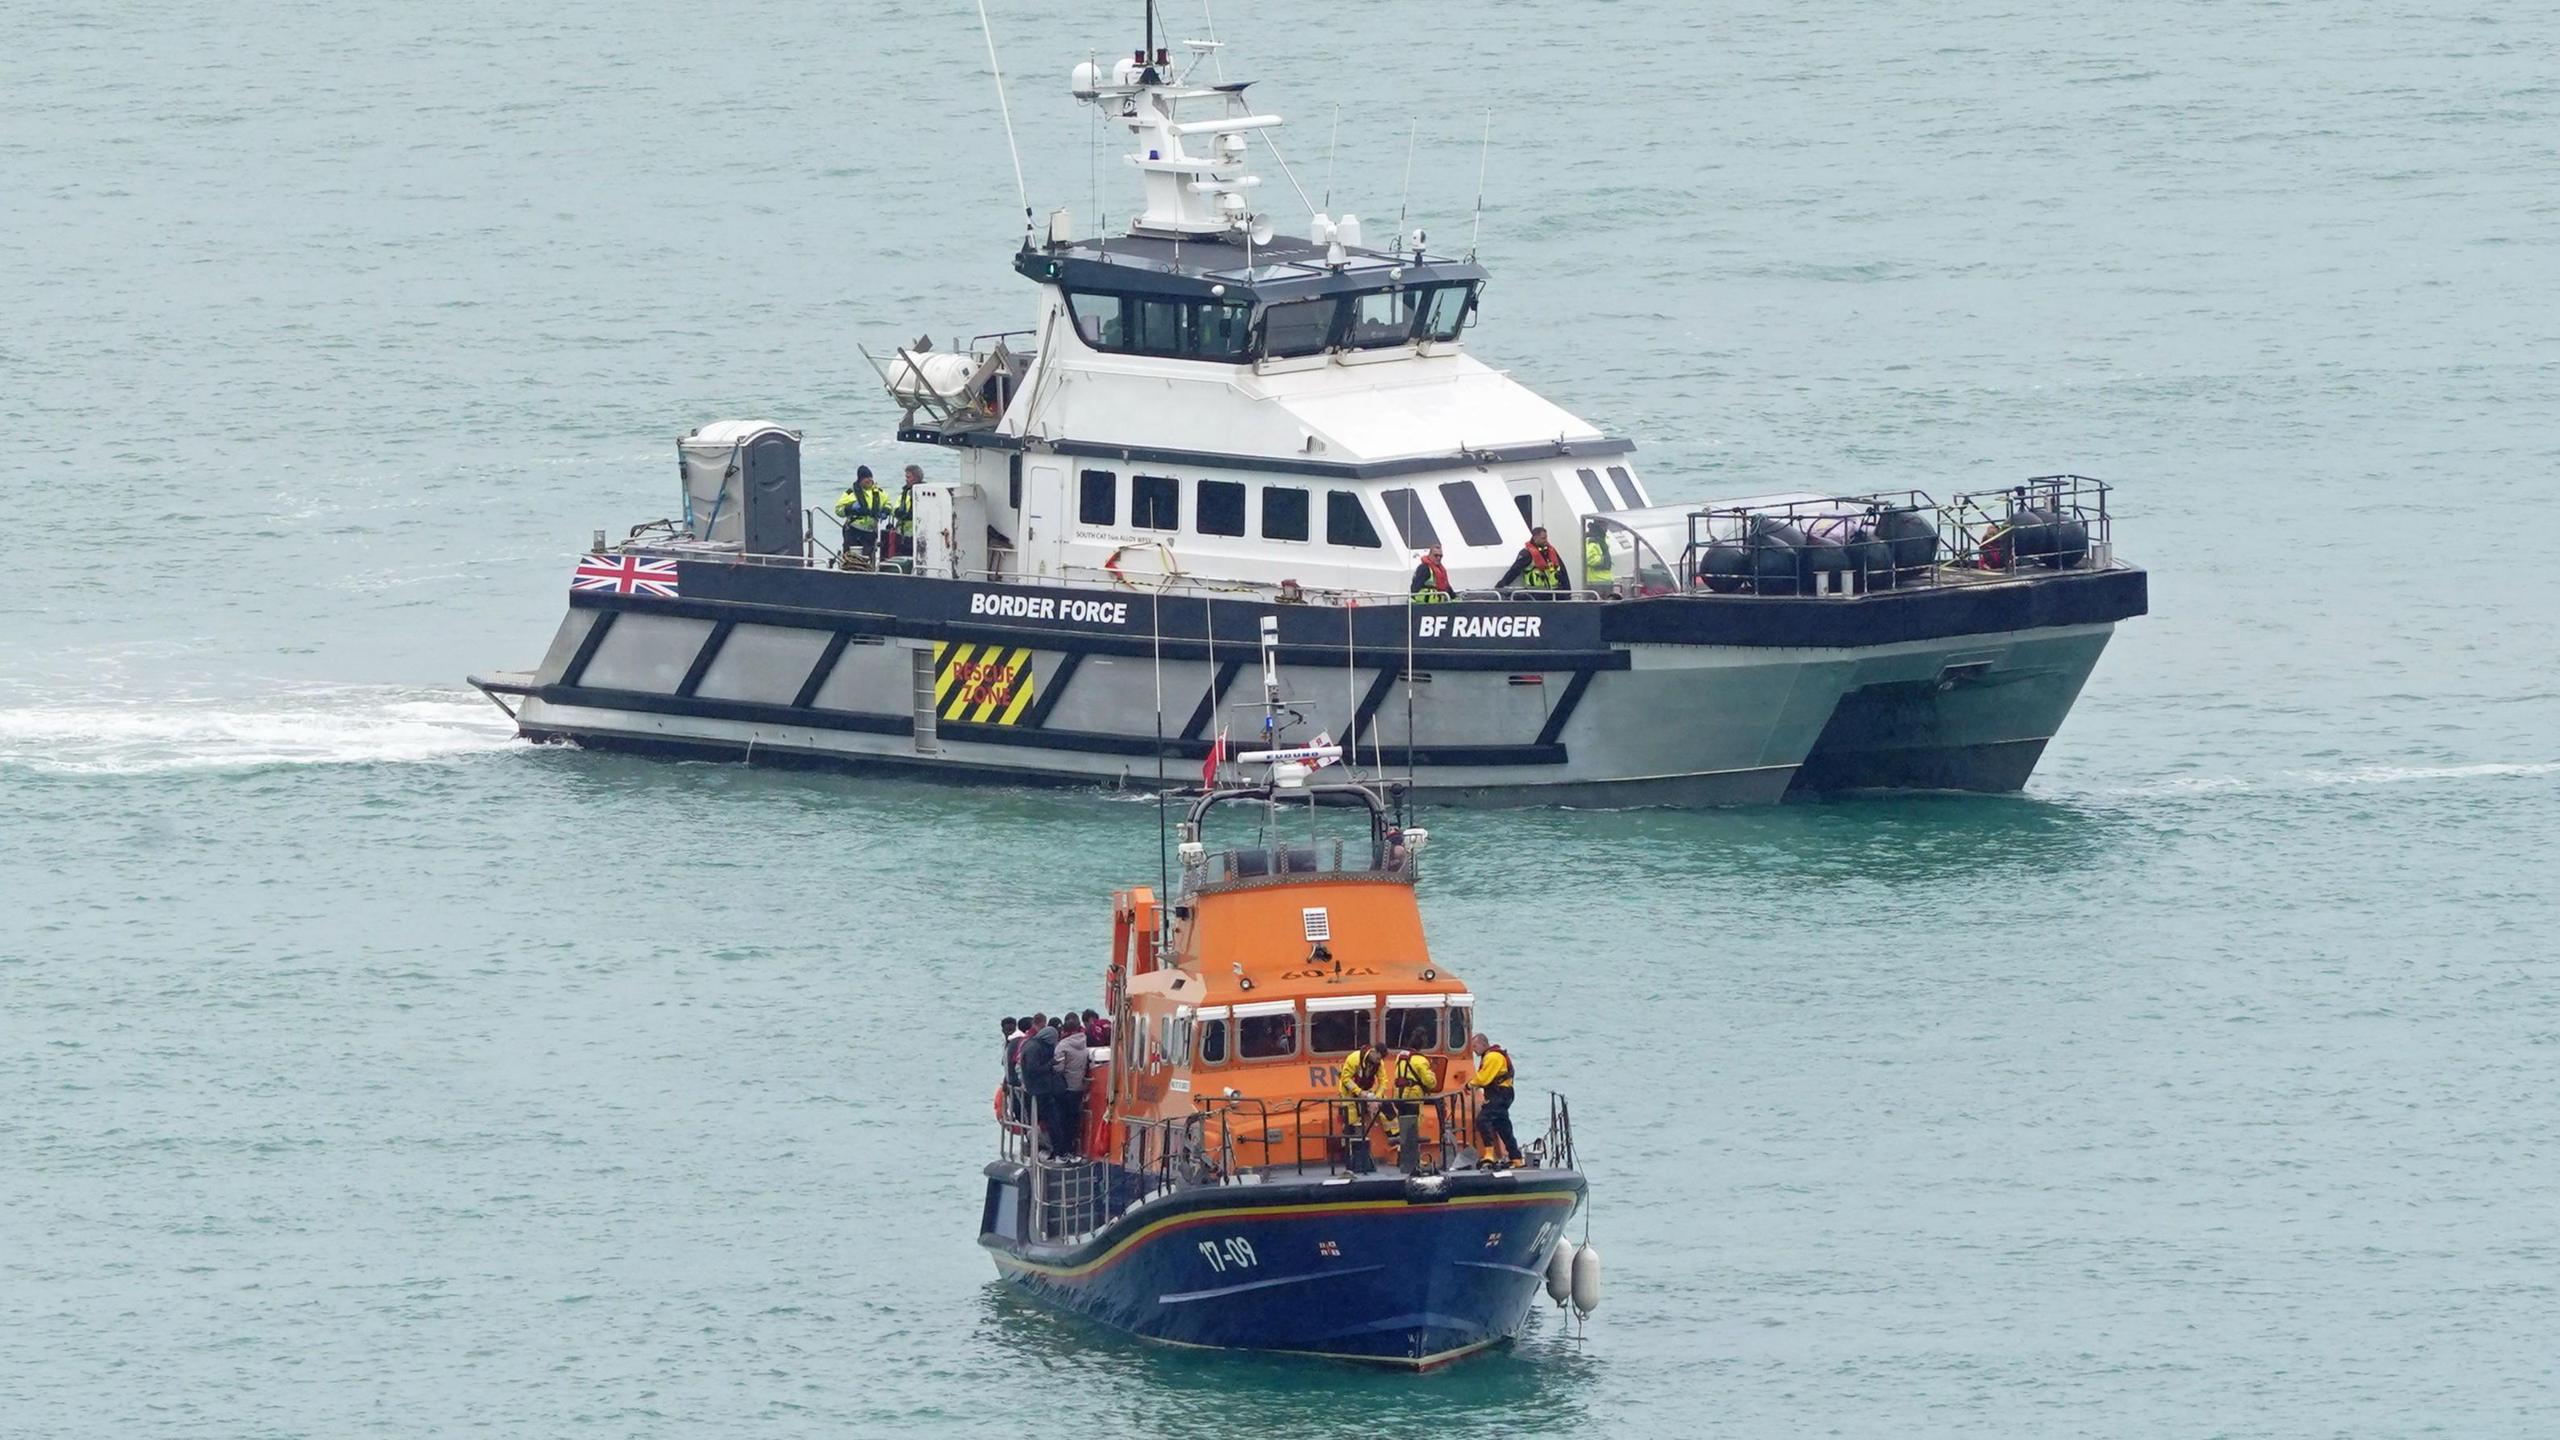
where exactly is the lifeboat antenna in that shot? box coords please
[972,0,1034,249]
[1394,117,1416,255]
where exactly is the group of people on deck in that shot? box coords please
[1411,524,1610,601]
[1337,1032,1523,1176]
[1000,1010,1112,1157]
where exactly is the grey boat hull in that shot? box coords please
[475,562,2143,806]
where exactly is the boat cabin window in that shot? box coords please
[1326,491,1382,549]
[1196,480,1247,537]
[1306,996,1377,1056]
[1235,1001,1298,1060]
[1606,465,1644,509]
[1438,481,1503,547]
[1079,469,1116,526]
[1447,1000,1472,1049]
[1380,488,1438,549]
[1065,289,1254,361]
[1384,1002,1441,1051]
[1133,474,1180,531]
[1197,1009,1230,1065]
[1345,290,1416,348]
[1261,486,1310,542]
[1577,468,1617,512]
[1170,1011,1195,1068]
[1259,299,1335,359]
[1417,284,1473,342]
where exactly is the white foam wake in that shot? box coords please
[0,686,517,776]
[2299,760,2560,786]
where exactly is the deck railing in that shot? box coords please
[996,1085,1574,1245]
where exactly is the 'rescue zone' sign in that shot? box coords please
[1414,612,1545,640]
[969,591,1131,627]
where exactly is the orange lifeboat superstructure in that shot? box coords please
[979,775,1587,1367]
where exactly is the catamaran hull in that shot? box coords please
[474,563,2144,806]
[980,1168,1586,1367]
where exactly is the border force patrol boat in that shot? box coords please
[981,670,1591,1365]
[468,14,2148,806]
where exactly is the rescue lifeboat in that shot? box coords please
[979,650,1588,1366]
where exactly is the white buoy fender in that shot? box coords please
[1545,1237,1576,1306]
[1570,1242,1603,1317]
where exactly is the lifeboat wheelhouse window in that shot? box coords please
[1576,467,1617,512]
[1258,298,1336,359]
[1446,997,1473,1050]
[1235,1001,1299,1059]
[1606,465,1644,509]
[1384,1001,1441,1051]
[1132,474,1180,531]
[1326,491,1382,549]
[1196,480,1247,537]
[1306,996,1376,1056]
[1437,481,1502,547]
[1261,486,1310,541]
[1078,469,1117,526]
[1380,488,1439,549]
[1197,1009,1230,1065]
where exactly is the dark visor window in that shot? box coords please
[1380,489,1438,549]
[1196,480,1246,537]
[1577,468,1616,512]
[1133,474,1179,530]
[1262,486,1310,541]
[1326,491,1381,549]
[1438,481,1501,546]
[1078,469,1115,526]
[1607,465,1644,509]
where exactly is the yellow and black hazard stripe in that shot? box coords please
[932,642,1039,725]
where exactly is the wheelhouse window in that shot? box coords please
[1437,481,1502,547]
[1326,490,1382,548]
[1345,290,1417,349]
[1064,290,1253,361]
[1236,1002,1298,1060]
[1576,467,1617,512]
[1307,997,1376,1057]
[1196,480,1246,537]
[1383,1001,1441,1051]
[1259,298,1336,358]
[1606,465,1644,509]
[1132,474,1179,530]
[1417,284,1474,342]
[1078,469,1116,526]
[1446,998,1473,1050]
[1197,1010,1230,1065]
[1261,486,1310,541]
[1380,488,1439,549]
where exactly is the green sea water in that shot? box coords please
[5,1,2558,1434]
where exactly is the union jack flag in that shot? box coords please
[572,553,680,598]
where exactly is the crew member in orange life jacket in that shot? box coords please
[1496,526,1568,593]
[1467,1032,1523,1169]
[1409,543,1453,602]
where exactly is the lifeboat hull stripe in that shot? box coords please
[987,1189,1574,1282]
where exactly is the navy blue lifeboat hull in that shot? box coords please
[979,1164,1586,1367]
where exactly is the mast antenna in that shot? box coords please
[1467,109,1491,260]
[973,0,1034,247]
[1395,116,1416,253]
[1323,105,1341,212]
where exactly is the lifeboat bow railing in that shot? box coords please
[998,1086,1576,1246]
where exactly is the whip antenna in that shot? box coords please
[1467,109,1491,259]
[1323,105,1341,212]
[974,0,1033,246]
[1395,117,1416,251]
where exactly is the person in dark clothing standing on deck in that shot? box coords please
[1496,526,1569,593]
[1051,1014,1091,1157]
[1017,1014,1061,1152]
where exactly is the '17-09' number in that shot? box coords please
[1198,1236,1258,1273]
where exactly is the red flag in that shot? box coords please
[1202,726,1228,787]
